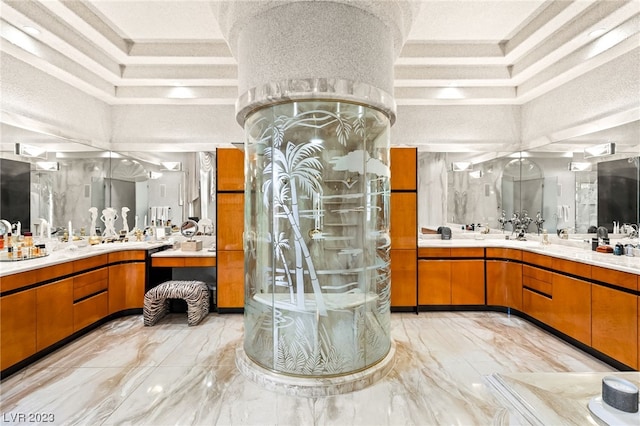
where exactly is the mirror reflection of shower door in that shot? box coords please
[514,178,544,232]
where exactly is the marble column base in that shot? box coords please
[235,341,396,397]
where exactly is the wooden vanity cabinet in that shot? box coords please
[36,278,74,351]
[108,250,146,313]
[551,273,591,344]
[590,268,638,369]
[216,147,245,310]
[418,248,484,305]
[0,289,36,371]
[390,147,418,310]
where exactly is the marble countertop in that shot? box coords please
[486,371,640,425]
[418,235,640,275]
[0,240,170,277]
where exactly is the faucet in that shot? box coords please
[498,210,508,233]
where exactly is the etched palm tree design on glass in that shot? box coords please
[243,101,391,376]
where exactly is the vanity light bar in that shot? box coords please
[35,161,59,171]
[568,162,593,172]
[451,161,472,171]
[15,143,47,159]
[584,142,615,158]
[160,161,182,171]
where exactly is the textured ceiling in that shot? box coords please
[1,0,639,155]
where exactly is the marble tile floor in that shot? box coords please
[0,312,618,426]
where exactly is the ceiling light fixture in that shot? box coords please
[469,170,483,178]
[568,162,592,172]
[15,143,47,159]
[584,142,615,158]
[148,171,163,179]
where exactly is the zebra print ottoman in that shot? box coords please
[143,280,209,326]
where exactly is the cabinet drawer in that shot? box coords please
[74,292,108,332]
[523,276,553,297]
[418,247,450,258]
[184,257,216,267]
[108,250,146,262]
[450,247,484,258]
[486,248,522,260]
[591,266,637,291]
[552,258,590,279]
[523,265,552,283]
[73,268,108,301]
[522,252,553,268]
[36,262,73,283]
[73,254,108,273]
[1,270,37,293]
[522,288,553,324]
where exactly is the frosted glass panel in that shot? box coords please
[243,101,391,376]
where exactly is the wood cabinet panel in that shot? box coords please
[486,260,522,309]
[0,290,36,370]
[1,270,37,292]
[418,247,450,258]
[486,248,522,261]
[523,265,552,283]
[73,254,108,273]
[450,247,484,258]
[552,258,591,279]
[36,278,74,351]
[522,288,553,324]
[217,251,244,309]
[390,249,417,307]
[390,192,417,249]
[35,262,73,283]
[151,257,185,267]
[451,260,485,304]
[217,193,245,251]
[108,262,146,313]
[551,274,591,344]
[108,250,146,263]
[522,252,553,269]
[73,268,108,301]
[418,260,451,305]
[522,276,553,297]
[390,147,416,191]
[591,285,637,369]
[592,266,637,291]
[184,257,216,267]
[74,292,108,332]
[217,147,245,191]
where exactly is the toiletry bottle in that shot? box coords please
[7,246,13,259]
[24,232,33,247]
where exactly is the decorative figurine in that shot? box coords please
[121,207,130,234]
[89,207,98,236]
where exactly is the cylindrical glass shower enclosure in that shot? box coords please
[243,100,392,377]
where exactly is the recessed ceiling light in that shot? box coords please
[588,28,607,38]
[22,26,40,36]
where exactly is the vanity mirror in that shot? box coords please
[422,119,639,237]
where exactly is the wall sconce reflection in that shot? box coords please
[568,162,593,172]
[15,143,47,159]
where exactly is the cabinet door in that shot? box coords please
[522,288,553,324]
[1,290,36,370]
[486,260,522,309]
[592,285,637,369]
[217,251,244,309]
[74,293,109,332]
[418,259,451,305]
[390,147,416,191]
[109,262,146,313]
[551,274,591,344]
[217,193,244,251]
[451,260,484,305]
[390,249,417,308]
[217,147,244,191]
[36,278,74,351]
[390,192,416,250]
